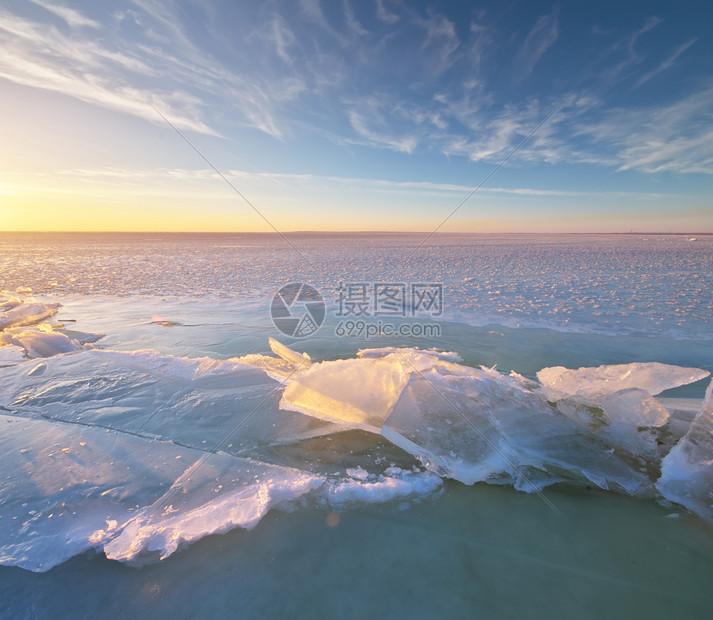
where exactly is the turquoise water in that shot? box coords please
[4,482,713,619]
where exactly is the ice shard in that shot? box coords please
[657,380,713,522]
[537,362,709,405]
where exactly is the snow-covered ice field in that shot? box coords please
[1,232,712,619]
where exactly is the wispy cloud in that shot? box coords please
[375,0,399,25]
[516,13,558,78]
[21,166,686,203]
[628,16,663,54]
[347,106,419,154]
[635,38,697,88]
[416,10,461,74]
[269,15,297,64]
[299,0,332,33]
[28,0,99,29]
[574,83,713,174]
[437,95,572,164]
[343,0,368,36]
[0,10,214,134]
[467,16,493,74]
[599,16,663,83]
[0,2,310,139]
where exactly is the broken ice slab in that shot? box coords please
[265,341,652,495]
[0,300,60,330]
[382,365,653,496]
[0,349,339,452]
[0,410,326,570]
[278,348,444,433]
[0,324,83,358]
[0,344,354,571]
[0,412,198,572]
[103,452,323,564]
[537,362,709,405]
[657,380,713,523]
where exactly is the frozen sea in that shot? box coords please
[1,232,713,619]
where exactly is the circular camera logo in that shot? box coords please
[271,283,325,338]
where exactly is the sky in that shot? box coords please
[1,0,712,233]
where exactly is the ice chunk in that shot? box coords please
[657,380,713,523]
[0,300,60,330]
[0,349,339,453]
[0,324,82,358]
[104,453,323,563]
[537,362,709,404]
[268,336,312,368]
[271,341,652,495]
[236,338,312,382]
[603,388,670,428]
[280,356,408,432]
[0,292,22,312]
[552,388,671,461]
[346,466,370,480]
[0,292,104,362]
[326,468,442,507]
[278,349,443,433]
[598,389,670,459]
[382,366,652,495]
[0,413,195,572]
[357,346,462,363]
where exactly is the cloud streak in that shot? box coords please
[516,13,558,78]
[635,38,697,88]
[0,1,311,139]
[30,166,685,202]
[574,82,713,174]
[0,9,214,134]
[28,0,100,29]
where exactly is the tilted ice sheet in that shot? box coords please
[657,380,713,522]
[280,355,419,433]
[381,366,653,495]
[103,452,324,564]
[0,348,342,571]
[537,363,710,404]
[0,413,195,571]
[0,299,59,330]
[0,292,98,362]
[0,324,83,358]
[272,339,449,433]
[0,349,339,450]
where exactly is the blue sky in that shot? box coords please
[1,0,712,232]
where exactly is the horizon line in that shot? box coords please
[1,230,711,236]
